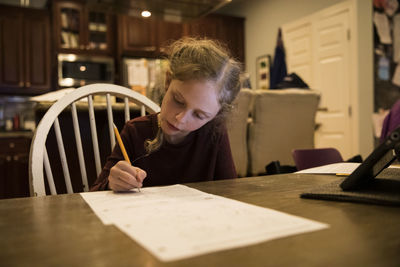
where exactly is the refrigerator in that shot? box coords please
[122,58,168,105]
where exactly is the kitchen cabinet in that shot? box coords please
[0,5,51,95]
[186,14,245,63]
[117,13,244,63]
[185,15,220,40]
[117,15,158,57]
[52,0,114,55]
[0,136,31,199]
[118,16,186,57]
[158,20,184,54]
[216,15,245,64]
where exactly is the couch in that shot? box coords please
[227,88,321,177]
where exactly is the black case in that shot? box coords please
[340,126,400,190]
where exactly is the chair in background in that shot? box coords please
[226,89,254,177]
[247,89,320,176]
[292,147,343,171]
[29,84,160,196]
[380,99,400,143]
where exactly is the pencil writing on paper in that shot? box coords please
[113,123,141,192]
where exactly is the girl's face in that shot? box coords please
[159,79,220,144]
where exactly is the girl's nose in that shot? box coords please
[175,110,189,124]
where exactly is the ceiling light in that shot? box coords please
[141,10,151,17]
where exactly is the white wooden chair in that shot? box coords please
[29,84,160,196]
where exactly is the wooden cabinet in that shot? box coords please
[117,13,244,63]
[216,15,245,63]
[0,5,51,95]
[158,20,184,54]
[185,15,220,40]
[118,16,186,57]
[0,136,31,199]
[117,15,158,57]
[185,14,245,63]
[52,0,114,55]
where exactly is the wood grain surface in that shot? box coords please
[1,174,399,267]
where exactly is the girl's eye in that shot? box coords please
[195,113,205,120]
[173,95,184,105]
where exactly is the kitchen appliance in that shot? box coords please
[122,58,168,105]
[58,53,114,87]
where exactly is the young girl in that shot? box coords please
[90,37,242,191]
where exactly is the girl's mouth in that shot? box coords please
[167,121,180,131]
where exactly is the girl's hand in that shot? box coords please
[108,161,147,191]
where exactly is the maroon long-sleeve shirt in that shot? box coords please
[90,113,237,191]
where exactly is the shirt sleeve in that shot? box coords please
[213,127,238,180]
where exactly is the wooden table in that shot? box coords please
[1,174,399,266]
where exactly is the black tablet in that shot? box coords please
[340,126,400,191]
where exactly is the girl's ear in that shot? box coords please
[164,71,172,91]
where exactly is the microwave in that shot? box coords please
[58,54,114,87]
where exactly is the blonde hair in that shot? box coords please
[145,37,242,154]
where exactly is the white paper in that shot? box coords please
[70,33,78,48]
[81,185,328,261]
[61,31,70,48]
[60,12,68,28]
[374,12,392,44]
[127,59,149,87]
[296,162,361,174]
[296,162,400,174]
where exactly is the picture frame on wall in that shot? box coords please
[256,55,271,89]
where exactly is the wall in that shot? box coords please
[219,0,343,87]
[353,0,373,158]
[219,0,374,158]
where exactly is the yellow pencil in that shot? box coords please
[113,123,140,191]
[113,123,131,164]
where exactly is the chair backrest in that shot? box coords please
[292,147,343,171]
[29,84,160,196]
[248,89,320,175]
[226,89,254,177]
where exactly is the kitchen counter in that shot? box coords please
[35,101,143,112]
[0,130,34,138]
[0,130,32,199]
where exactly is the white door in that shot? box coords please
[313,8,352,159]
[283,21,313,86]
[282,3,353,159]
